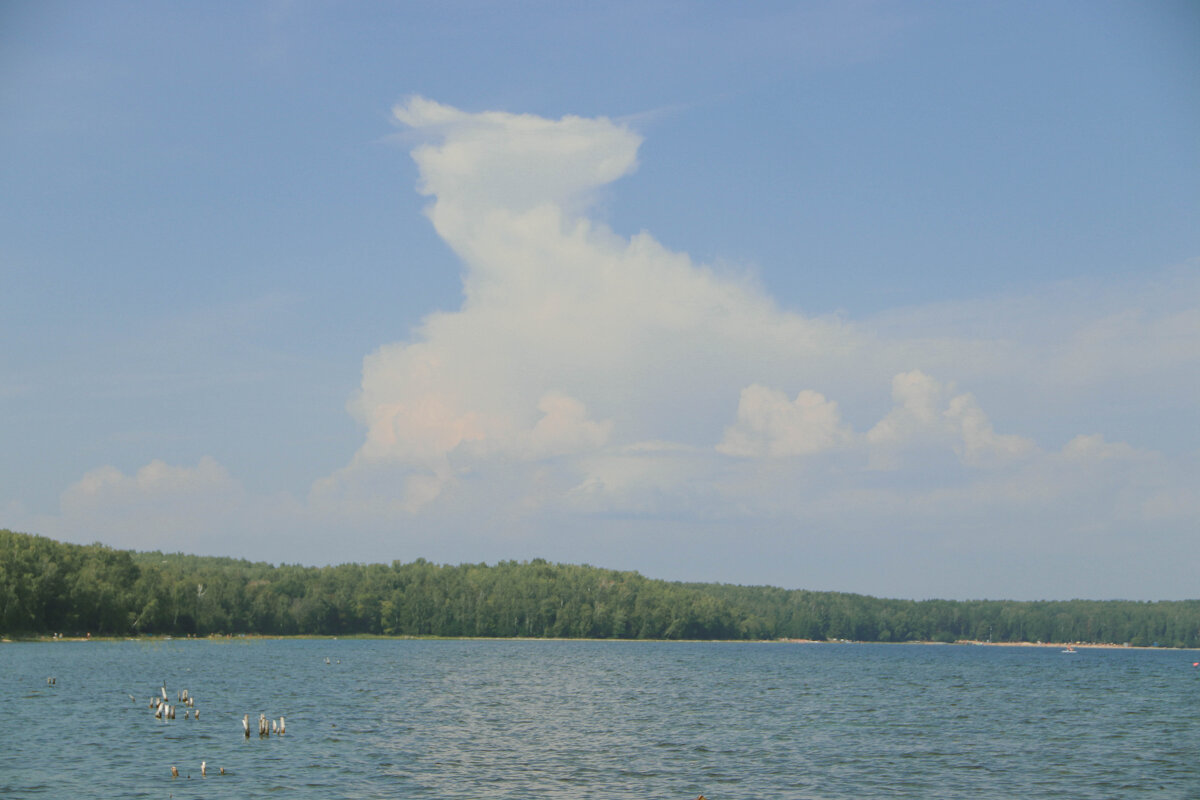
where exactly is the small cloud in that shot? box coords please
[945,393,1035,466]
[51,457,245,552]
[866,370,947,449]
[866,370,1033,467]
[63,457,236,508]
[1141,487,1200,521]
[717,384,850,458]
[1060,433,1139,462]
[522,392,612,460]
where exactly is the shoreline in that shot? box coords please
[5,633,1198,651]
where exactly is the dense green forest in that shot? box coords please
[2,529,1198,646]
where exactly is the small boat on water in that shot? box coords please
[1062,645,1078,654]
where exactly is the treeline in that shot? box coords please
[2,529,1198,646]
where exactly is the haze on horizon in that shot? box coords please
[2,2,1198,601]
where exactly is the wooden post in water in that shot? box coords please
[242,714,250,738]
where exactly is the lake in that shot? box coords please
[2,639,1197,799]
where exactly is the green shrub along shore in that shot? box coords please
[2,529,1198,646]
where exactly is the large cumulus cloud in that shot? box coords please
[332,98,863,510]
[18,99,1198,598]
[313,101,1198,586]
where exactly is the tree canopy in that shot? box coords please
[2,529,1197,647]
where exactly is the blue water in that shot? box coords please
[1,639,1197,799]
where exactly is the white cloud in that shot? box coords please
[1141,486,1200,522]
[320,99,1197,589]
[945,393,1035,466]
[866,370,1034,467]
[864,266,1200,438]
[866,369,949,448]
[718,385,850,457]
[523,392,613,460]
[45,457,247,552]
[1060,433,1139,462]
[21,99,1198,598]
[62,457,236,510]
[395,96,642,219]
[345,97,857,507]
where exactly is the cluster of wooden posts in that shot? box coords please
[243,712,286,737]
[150,684,199,720]
[143,682,224,779]
[51,666,295,782]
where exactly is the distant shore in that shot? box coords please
[783,638,1199,651]
[6,633,1198,651]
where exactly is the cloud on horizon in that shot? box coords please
[14,99,1199,599]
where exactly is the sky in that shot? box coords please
[2,1,1198,601]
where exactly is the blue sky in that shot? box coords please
[3,1,1198,600]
